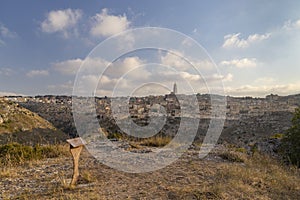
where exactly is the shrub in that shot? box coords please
[140,136,172,147]
[235,147,247,153]
[270,133,284,139]
[0,142,67,166]
[219,151,246,163]
[107,132,124,140]
[280,107,300,167]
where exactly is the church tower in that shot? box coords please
[173,82,177,94]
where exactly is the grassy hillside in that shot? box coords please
[0,98,67,144]
[0,98,56,133]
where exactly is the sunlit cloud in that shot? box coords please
[41,8,82,38]
[26,69,49,77]
[222,33,270,48]
[90,8,131,37]
[219,58,257,68]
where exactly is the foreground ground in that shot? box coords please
[0,144,299,200]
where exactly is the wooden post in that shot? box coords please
[67,137,86,186]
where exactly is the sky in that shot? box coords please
[0,0,300,97]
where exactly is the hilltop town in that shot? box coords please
[6,93,300,119]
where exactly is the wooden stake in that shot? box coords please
[70,145,83,186]
[66,137,86,186]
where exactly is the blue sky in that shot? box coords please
[0,0,300,97]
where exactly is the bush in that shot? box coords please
[107,132,124,140]
[235,147,247,153]
[281,107,300,167]
[0,142,67,166]
[219,151,246,163]
[140,136,172,147]
[270,133,284,139]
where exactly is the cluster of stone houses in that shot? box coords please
[4,93,300,122]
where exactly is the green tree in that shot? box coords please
[281,107,300,167]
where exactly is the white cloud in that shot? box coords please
[90,8,130,37]
[160,51,189,70]
[57,54,231,96]
[219,58,257,68]
[152,69,232,84]
[179,71,201,81]
[53,57,109,76]
[53,57,146,87]
[222,33,270,48]
[254,77,275,85]
[0,91,24,97]
[54,56,145,95]
[116,31,135,50]
[26,70,49,77]
[48,80,74,95]
[0,39,4,46]
[41,9,82,37]
[283,19,300,30]
[209,73,233,82]
[52,58,83,75]
[225,82,300,97]
[0,24,17,45]
[247,33,270,43]
[0,24,17,38]
[0,67,13,76]
[160,51,214,71]
[106,56,146,79]
[222,33,247,48]
[181,37,194,47]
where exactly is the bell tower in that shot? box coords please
[173,82,177,94]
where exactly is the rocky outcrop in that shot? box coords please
[253,138,282,158]
[220,111,293,147]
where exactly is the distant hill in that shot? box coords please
[0,98,67,144]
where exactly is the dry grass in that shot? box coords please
[1,144,299,199]
[81,169,97,183]
[107,133,173,148]
[139,136,172,147]
[209,153,300,199]
[152,150,300,200]
[0,142,69,166]
[219,150,247,163]
[0,167,18,178]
